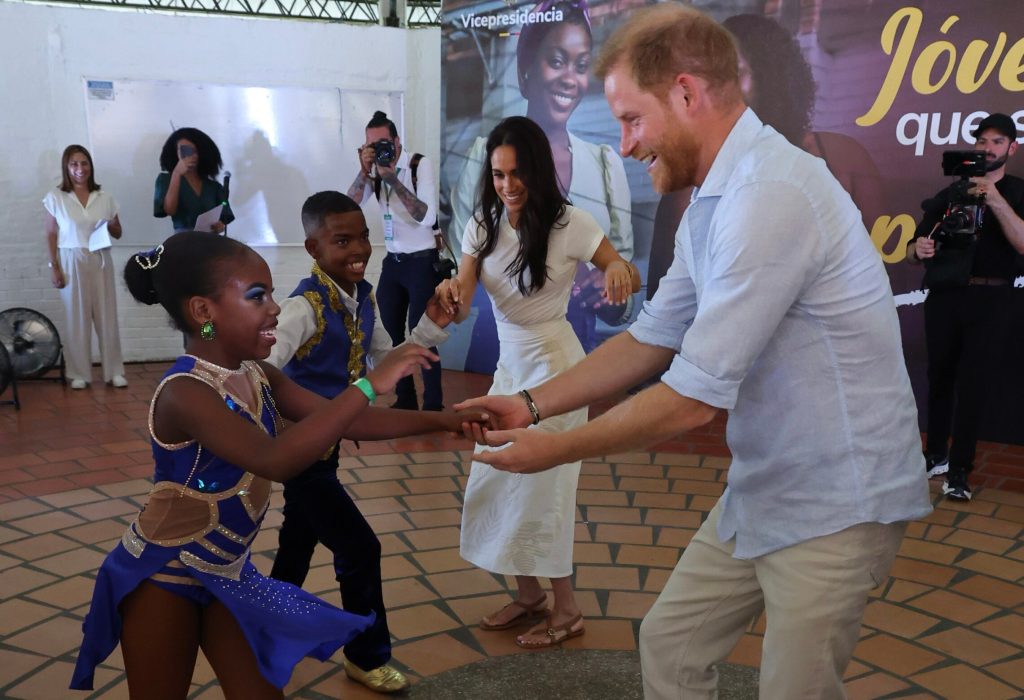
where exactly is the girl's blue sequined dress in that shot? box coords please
[71,355,374,690]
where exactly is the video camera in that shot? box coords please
[372,139,396,167]
[925,151,988,247]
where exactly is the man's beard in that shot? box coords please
[652,125,701,194]
[985,152,1008,172]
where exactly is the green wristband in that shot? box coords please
[353,377,376,403]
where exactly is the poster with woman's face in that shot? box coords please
[442,0,1024,445]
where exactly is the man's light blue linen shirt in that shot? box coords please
[629,109,932,559]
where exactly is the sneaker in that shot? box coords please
[942,475,972,501]
[70,379,88,390]
[925,453,949,478]
[110,375,128,388]
[343,660,410,693]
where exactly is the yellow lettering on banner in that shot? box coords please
[858,8,1024,126]
[956,34,1007,93]
[999,38,1024,90]
[870,215,917,263]
[857,7,920,127]
[910,16,958,94]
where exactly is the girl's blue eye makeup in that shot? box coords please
[245,285,267,300]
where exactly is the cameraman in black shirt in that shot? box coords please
[907,113,1024,501]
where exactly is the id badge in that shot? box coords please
[383,213,395,242]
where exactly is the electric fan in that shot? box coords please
[0,343,18,410]
[0,307,64,380]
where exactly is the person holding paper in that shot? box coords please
[154,127,235,233]
[43,145,127,389]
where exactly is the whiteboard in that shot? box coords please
[83,78,403,247]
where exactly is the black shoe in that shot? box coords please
[925,453,949,478]
[942,474,972,501]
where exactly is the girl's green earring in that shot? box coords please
[200,320,216,341]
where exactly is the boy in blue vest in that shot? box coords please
[266,191,459,693]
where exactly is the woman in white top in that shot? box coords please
[437,117,640,648]
[449,0,634,364]
[43,145,126,389]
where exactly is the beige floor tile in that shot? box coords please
[843,671,910,700]
[0,598,60,635]
[656,528,696,548]
[918,626,1017,666]
[0,566,59,600]
[984,657,1024,690]
[363,512,412,534]
[644,508,702,528]
[897,538,961,565]
[957,514,1022,539]
[643,568,673,593]
[594,524,653,545]
[411,547,472,574]
[60,519,130,545]
[355,465,409,482]
[907,589,1002,626]
[884,580,932,603]
[31,547,105,577]
[403,526,460,551]
[853,633,944,676]
[576,489,630,506]
[381,554,422,580]
[0,524,30,545]
[37,487,106,508]
[911,663,1019,700]
[575,565,640,591]
[888,556,957,587]
[952,574,1024,608]
[584,505,642,524]
[408,451,460,464]
[0,648,48,688]
[401,493,462,511]
[8,511,86,535]
[0,500,50,522]
[468,624,535,657]
[616,544,682,568]
[392,632,484,674]
[7,660,117,700]
[958,552,1024,581]
[426,569,504,598]
[0,533,80,562]
[446,593,514,625]
[573,542,613,564]
[5,614,84,656]
[69,498,139,522]
[96,478,154,498]
[377,533,411,556]
[383,577,439,608]
[606,591,659,619]
[943,528,1016,555]
[405,508,462,529]
[861,601,940,639]
[386,604,461,639]
[977,613,1024,647]
[353,496,406,516]
[348,481,408,499]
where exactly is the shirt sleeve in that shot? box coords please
[462,214,484,258]
[409,314,449,350]
[657,182,825,410]
[564,207,605,263]
[265,295,316,369]
[628,232,698,353]
[154,173,170,218]
[41,190,59,218]
[367,309,397,369]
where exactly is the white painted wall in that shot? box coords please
[0,1,440,362]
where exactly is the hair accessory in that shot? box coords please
[353,377,376,403]
[519,389,541,425]
[134,245,164,271]
[200,320,216,341]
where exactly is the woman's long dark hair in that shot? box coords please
[159,127,224,179]
[473,116,567,295]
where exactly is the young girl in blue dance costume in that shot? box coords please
[71,231,481,699]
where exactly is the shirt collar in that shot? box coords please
[693,108,763,200]
[323,273,369,311]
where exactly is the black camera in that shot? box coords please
[930,150,987,246]
[372,139,396,167]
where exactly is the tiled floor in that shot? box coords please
[1,365,1023,699]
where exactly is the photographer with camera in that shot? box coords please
[347,111,445,410]
[907,113,1024,501]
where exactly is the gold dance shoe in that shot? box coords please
[343,659,410,693]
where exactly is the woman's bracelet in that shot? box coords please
[519,389,541,425]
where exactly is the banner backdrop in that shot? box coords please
[440,0,1024,445]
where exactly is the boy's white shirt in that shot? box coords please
[265,275,448,370]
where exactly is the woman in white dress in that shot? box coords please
[43,145,127,390]
[437,117,640,647]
